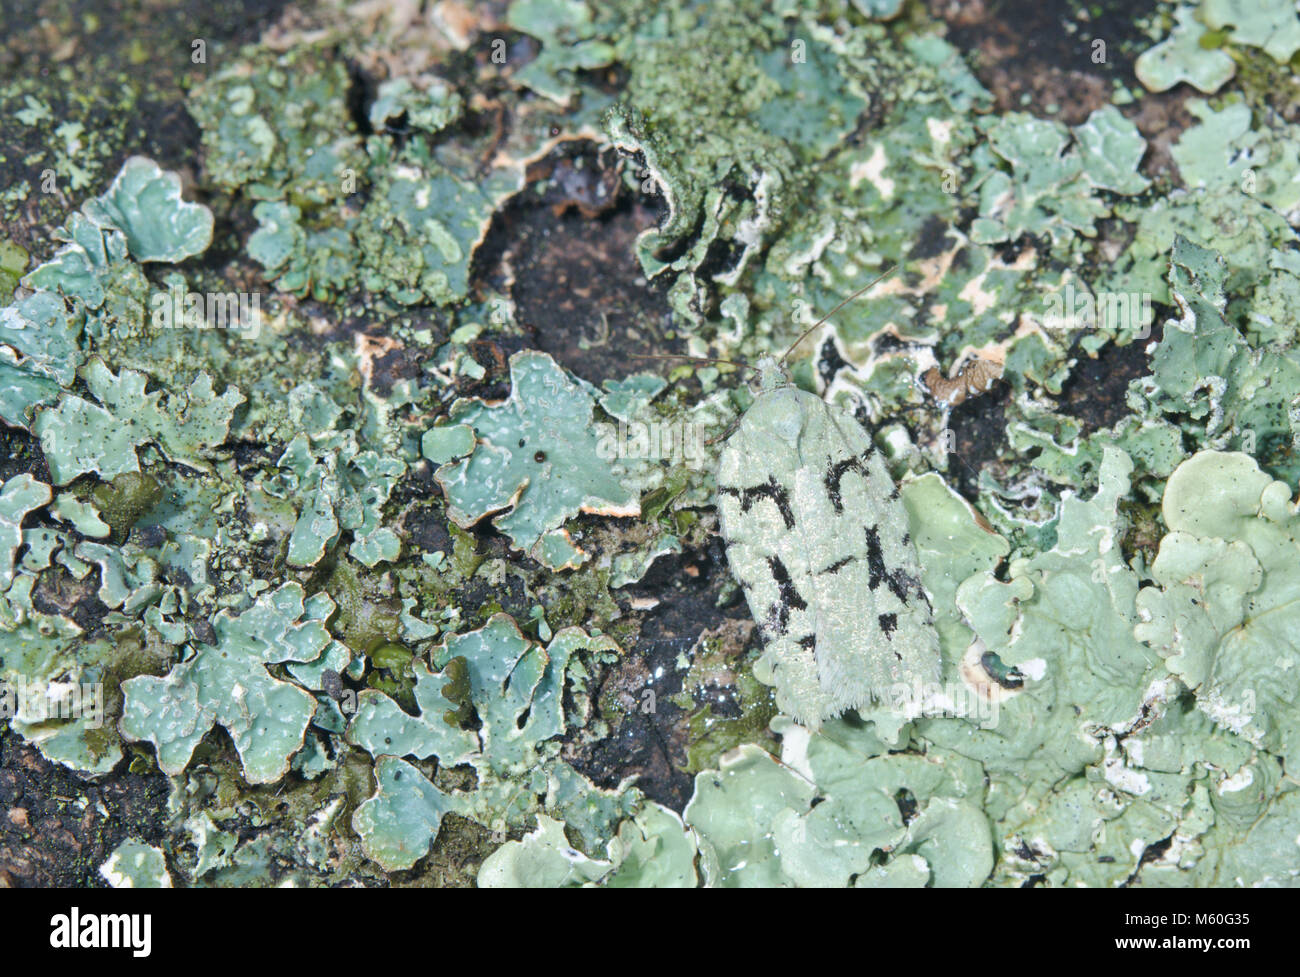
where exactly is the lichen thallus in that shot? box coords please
[630,266,896,443]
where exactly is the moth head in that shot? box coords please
[752,354,791,394]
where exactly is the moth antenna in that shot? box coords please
[779,265,897,367]
[630,353,759,376]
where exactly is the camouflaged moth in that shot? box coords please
[716,271,941,728]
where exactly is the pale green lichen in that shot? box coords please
[80,156,214,263]
[348,614,631,870]
[1170,99,1300,217]
[0,472,127,775]
[0,291,81,427]
[119,583,337,784]
[0,474,50,590]
[22,156,211,321]
[99,839,172,888]
[35,358,243,485]
[1137,450,1300,760]
[1140,236,1300,483]
[0,239,26,304]
[476,801,699,887]
[1136,4,1237,94]
[968,107,1148,247]
[1202,0,1300,63]
[420,423,476,466]
[477,814,612,886]
[271,382,405,568]
[368,78,464,135]
[188,49,364,202]
[507,0,618,106]
[191,46,520,304]
[350,756,461,873]
[435,351,640,567]
[7,0,1300,889]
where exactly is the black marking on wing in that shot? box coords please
[797,634,816,651]
[824,448,875,515]
[819,556,853,575]
[719,476,795,530]
[762,555,807,637]
[915,581,934,613]
[865,525,888,592]
[865,525,923,604]
[878,612,898,638]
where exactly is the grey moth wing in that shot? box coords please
[717,379,941,727]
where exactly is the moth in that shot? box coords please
[714,272,941,728]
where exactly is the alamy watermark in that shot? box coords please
[0,677,104,728]
[50,908,150,957]
[595,419,709,467]
[880,677,1002,729]
[150,284,262,338]
[1042,281,1152,338]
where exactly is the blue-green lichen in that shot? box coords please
[7,0,1300,890]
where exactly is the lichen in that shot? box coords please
[7,0,1300,889]
[348,613,632,870]
[119,582,338,784]
[99,839,172,888]
[435,351,640,567]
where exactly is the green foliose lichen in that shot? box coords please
[10,0,1300,890]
